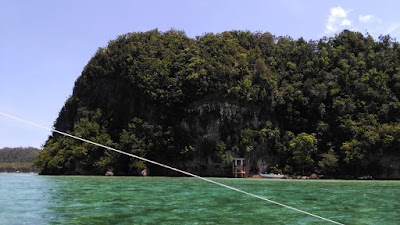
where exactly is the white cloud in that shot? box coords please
[323,7,400,39]
[341,19,352,26]
[359,15,373,23]
[325,6,352,34]
[330,7,347,18]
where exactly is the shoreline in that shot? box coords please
[3,172,400,180]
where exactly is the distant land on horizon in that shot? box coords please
[0,147,40,172]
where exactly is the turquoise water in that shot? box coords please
[1,173,399,224]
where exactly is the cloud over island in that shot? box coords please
[323,6,400,39]
[325,6,351,34]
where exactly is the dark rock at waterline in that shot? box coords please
[105,171,114,176]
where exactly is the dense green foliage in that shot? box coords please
[0,147,40,172]
[35,29,400,178]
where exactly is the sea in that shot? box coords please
[0,173,399,224]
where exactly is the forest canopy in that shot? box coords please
[35,29,400,178]
[0,147,40,172]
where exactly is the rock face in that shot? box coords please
[105,171,114,176]
[34,30,400,178]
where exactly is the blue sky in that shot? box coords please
[1,0,400,148]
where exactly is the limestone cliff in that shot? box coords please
[35,30,400,178]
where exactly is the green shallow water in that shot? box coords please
[0,173,399,224]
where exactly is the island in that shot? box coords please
[34,29,400,179]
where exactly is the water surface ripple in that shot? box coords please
[1,173,399,224]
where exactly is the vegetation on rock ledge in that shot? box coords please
[35,29,400,178]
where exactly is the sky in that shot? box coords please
[1,0,400,149]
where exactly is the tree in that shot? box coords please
[289,133,318,174]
